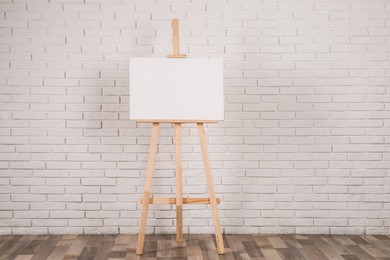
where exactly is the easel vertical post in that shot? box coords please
[172,19,180,56]
[175,123,183,242]
[167,18,187,58]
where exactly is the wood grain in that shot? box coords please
[136,122,160,255]
[166,18,187,58]
[136,121,224,255]
[175,123,183,243]
[139,197,221,205]
[197,123,224,255]
[136,119,219,124]
[1,234,389,260]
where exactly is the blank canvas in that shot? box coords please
[129,58,224,121]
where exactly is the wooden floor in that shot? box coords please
[0,234,389,260]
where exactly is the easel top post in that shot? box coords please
[135,18,221,124]
[167,18,187,58]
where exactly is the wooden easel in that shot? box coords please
[135,19,224,255]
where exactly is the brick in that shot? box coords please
[12,194,45,202]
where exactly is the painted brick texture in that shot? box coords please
[0,0,389,235]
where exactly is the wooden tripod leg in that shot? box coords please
[197,123,224,254]
[175,123,183,243]
[136,123,160,255]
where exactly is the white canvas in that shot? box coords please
[129,58,224,121]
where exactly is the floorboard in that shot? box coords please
[0,234,389,260]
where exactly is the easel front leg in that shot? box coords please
[197,123,224,254]
[175,123,183,243]
[136,123,160,255]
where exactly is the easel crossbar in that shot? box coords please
[139,197,221,205]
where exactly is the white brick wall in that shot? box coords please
[1,0,389,235]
